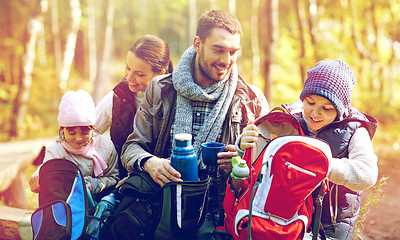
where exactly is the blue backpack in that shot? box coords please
[31,158,91,240]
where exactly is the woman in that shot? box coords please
[95,34,173,179]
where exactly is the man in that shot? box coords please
[122,9,269,239]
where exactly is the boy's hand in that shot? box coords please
[240,123,259,151]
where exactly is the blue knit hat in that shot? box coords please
[300,60,356,120]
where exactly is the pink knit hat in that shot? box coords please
[57,89,96,127]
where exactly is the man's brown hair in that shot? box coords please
[196,10,243,41]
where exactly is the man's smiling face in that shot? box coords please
[194,28,241,87]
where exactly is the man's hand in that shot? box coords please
[217,144,237,171]
[143,156,182,186]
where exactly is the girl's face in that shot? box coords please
[63,126,93,149]
[302,95,337,131]
[124,51,164,93]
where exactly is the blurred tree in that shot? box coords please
[259,0,279,103]
[51,0,62,77]
[228,0,236,14]
[6,0,44,139]
[251,0,260,83]
[293,0,306,84]
[93,0,115,104]
[305,0,320,62]
[87,0,97,84]
[59,0,81,89]
[189,0,197,43]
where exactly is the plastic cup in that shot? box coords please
[201,142,225,166]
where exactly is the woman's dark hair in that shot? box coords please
[129,34,173,74]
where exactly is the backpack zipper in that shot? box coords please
[285,162,316,177]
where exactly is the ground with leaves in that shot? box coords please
[358,158,400,240]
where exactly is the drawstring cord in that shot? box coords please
[329,184,338,224]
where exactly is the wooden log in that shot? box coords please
[0,138,52,209]
[0,205,33,240]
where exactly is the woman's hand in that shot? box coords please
[115,176,129,188]
[240,123,259,151]
[143,156,182,186]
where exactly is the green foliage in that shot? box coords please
[352,176,388,240]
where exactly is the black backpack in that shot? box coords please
[31,158,91,240]
[103,171,210,240]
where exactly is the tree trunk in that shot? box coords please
[9,18,43,139]
[210,0,217,9]
[189,0,197,43]
[259,0,279,103]
[93,0,115,104]
[294,0,306,84]
[139,0,148,34]
[229,0,236,14]
[59,0,82,89]
[87,0,97,84]
[349,0,371,60]
[51,0,62,76]
[305,0,320,62]
[251,0,260,84]
[37,0,48,66]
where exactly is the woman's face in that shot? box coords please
[302,95,337,131]
[124,51,164,92]
[63,126,92,149]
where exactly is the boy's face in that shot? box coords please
[63,126,93,149]
[302,95,337,131]
[193,28,241,87]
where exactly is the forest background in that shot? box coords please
[0,0,400,239]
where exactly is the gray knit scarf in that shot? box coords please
[172,46,238,166]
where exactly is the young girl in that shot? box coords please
[29,89,119,198]
[238,60,378,240]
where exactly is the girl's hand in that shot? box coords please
[84,176,92,191]
[29,171,40,193]
[240,123,259,151]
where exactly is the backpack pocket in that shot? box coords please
[154,176,211,239]
[31,200,72,240]
[109,199,157,240]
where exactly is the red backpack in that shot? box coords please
[221,108,332,240]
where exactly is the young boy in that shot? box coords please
[239,60,378,240]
